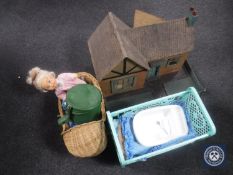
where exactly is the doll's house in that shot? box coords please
[88,10,197,97]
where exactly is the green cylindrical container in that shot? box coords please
[66,84,102,125]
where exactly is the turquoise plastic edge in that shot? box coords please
[107,87,216,166]
[106,111,126,167]
[187,87,216,136]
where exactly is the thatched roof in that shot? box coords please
[88,12,194,80]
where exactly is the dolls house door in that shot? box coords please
[148,66,160,79]
[148,59,167,79]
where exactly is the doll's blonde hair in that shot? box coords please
[26,67,56,92]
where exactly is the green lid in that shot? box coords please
[66,84,102,110]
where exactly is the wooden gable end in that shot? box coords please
[125,58,145,74]
[103,58,146,80]
[103,61,124,80]
[133,10,165,28]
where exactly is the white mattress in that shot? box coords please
[133,105,188,147]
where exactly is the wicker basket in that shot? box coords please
[58,72,107,157]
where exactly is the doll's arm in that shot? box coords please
[55,88,66,101]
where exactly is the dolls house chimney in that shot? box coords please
[186,7,198,26]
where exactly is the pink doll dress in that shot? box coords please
[55,73,86,100]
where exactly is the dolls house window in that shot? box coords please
[115,79,123,89]
[167,57,180,66]
[111,76,136,93]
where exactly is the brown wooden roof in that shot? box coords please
[88,12,149,81]
[88,12,194,80]
[122,18,194,62]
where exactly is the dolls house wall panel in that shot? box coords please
[103,61,125,80]
[148,53,188,78]
[111,75,137,94]
[102,58,146,80]
[124,58,145,74]
[100,58,147,97]
[103,71,122,79]
[147,55,182,79]
[158,53,188,76]
[100,71,147,97]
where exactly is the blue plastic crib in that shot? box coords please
[106,87,216,167]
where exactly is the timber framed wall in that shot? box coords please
[99,71,147,97]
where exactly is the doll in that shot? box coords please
[26,67,86,100]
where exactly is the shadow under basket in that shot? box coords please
[58,72,107,157]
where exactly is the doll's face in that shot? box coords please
[41,75,57,91]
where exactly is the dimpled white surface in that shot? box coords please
[133,105,188,147]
